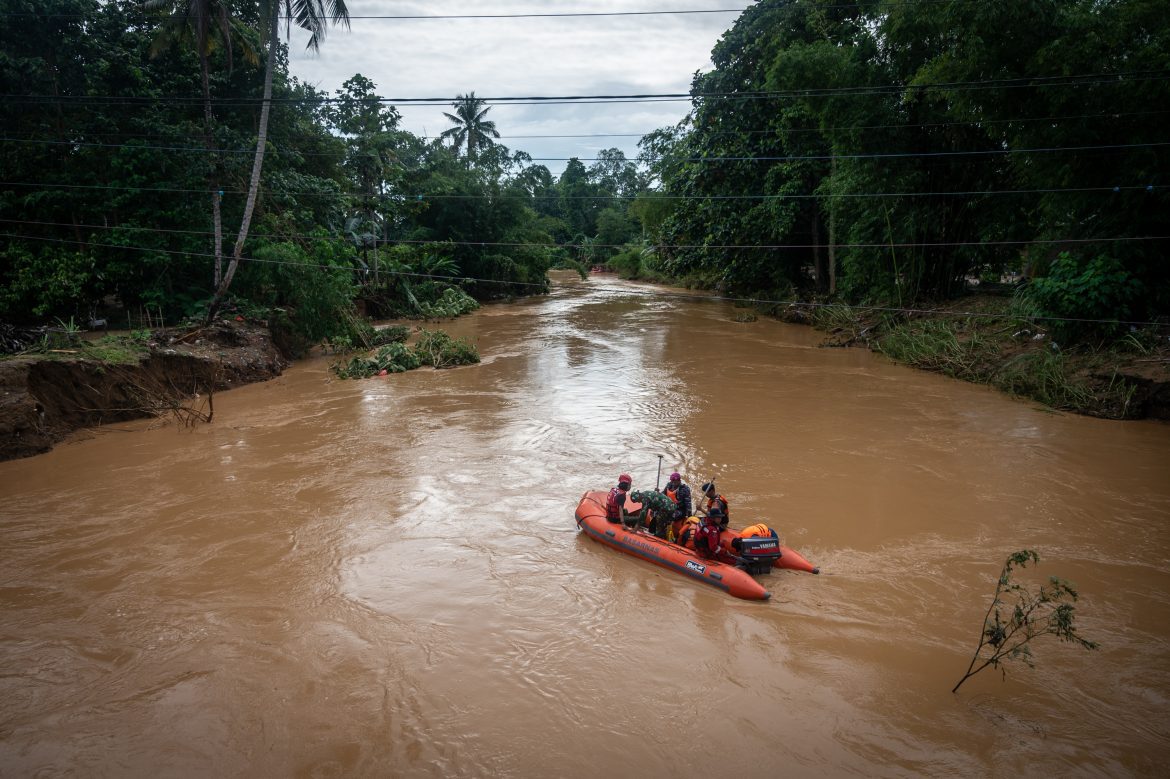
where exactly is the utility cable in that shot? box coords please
[6,7,752,20]
[5,68,1167,107]
[5,134,1168,162]
[3,231,1167,330]
[5,225,1165,253]
[6,108,1164,145]
[2,1,1009,21]
[0,182,1160,206]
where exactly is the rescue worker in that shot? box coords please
[672,515,702,547]
[664,470,687,524]
[605,473,637,530]
[694,505,726,560]
[701,481,730,527]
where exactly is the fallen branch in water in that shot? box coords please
[953,550,1098,694]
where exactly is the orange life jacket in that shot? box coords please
[740,523,771,538]
[706,494,729,523]
[665,487,679,505]
[671,516,700,545]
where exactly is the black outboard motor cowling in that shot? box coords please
[734,536,782,574]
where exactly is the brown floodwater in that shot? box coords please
[2,272,1169,777]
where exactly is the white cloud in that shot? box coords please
[286,0,743,174]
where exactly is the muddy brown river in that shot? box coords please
[2,272,1169,777]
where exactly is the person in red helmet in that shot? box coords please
[605,473,636,529]
[694,505,727,560]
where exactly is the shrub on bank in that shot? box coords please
[874,311,1144,418]
[1025,253,1144,343]
[413,329,480,368]
[331,328,479,379]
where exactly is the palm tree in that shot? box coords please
[206,0,350,323]
[439,93,501,164]
[144,0,256,288]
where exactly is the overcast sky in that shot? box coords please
[285,1,748,175]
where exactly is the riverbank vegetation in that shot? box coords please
[2,0,1167,416]
[1,1,642,347]
[801,292,1169,419]
[626,0,1169,416]
[332,328,479,379]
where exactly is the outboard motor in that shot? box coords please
[733,535,782,574]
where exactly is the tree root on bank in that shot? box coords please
[76,364,218,430]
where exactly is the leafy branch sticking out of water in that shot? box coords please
[953,550,1098,694]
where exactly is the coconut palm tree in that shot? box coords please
[206,0,350,323]
[144,0,257,288]
[439,93,501,164]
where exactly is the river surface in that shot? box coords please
[2,272,1169,777]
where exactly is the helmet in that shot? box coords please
[707,505,724,518]
[618,473,632,487]
[669,472,681,481]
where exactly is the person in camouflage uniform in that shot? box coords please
[631,489,677,538]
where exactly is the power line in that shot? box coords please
[0,2,1022,22]
[6,108,1163,145]
[0,181,1160,210]
[9,120,1170,159]
[5,226,1164,253]
[2,181,1159,200]
[3,231,1166,329]
[0,139,1163,176]
[6,7,752,21]
[5,68,1167,107]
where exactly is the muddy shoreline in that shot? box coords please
[0,323,287,461]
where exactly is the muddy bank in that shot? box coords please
[0,323,287,461]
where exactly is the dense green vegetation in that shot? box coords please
[332,328,480,379]
[2,0,1166,354]
[641,0,1168,331]
[0,0,642,344]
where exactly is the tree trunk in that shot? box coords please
[200,51,224,289]
[828,157,837,295]
[206,7,277,323]
[812,209,826,293]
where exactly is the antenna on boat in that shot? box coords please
[655,454,664,490]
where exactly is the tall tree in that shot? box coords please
[329,73,402,284]
[439,92,501,163]
[206,0,350,323]
[144,0,256,288]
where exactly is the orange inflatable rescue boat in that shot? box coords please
[575,490,819,600]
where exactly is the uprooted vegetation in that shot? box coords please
[332,328,479,379]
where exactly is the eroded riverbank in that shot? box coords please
[0,322,286,461]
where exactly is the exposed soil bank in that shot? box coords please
[0,323,287,461]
